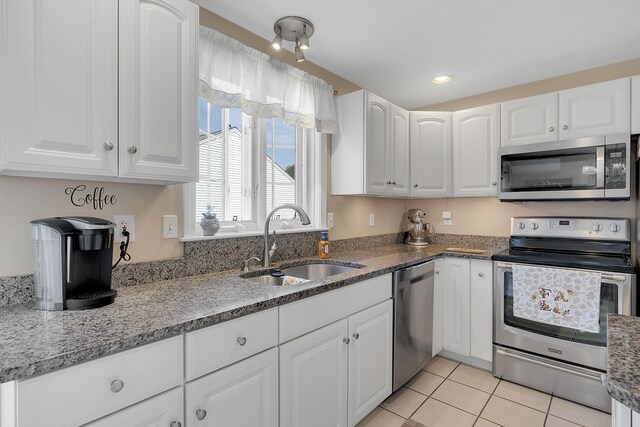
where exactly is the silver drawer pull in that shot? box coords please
[478,272,484,277]
[343,337,350,344]
[196,409,207,420]
[353,332,360,339]
[548,126,554,132]
[237,336,247,346]
[170,422,182,427]
[110,379,124,393]
[562,124,568,130]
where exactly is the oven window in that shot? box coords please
[501,146,599,192]
[503,271,618,346]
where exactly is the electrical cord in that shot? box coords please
[112,228,131,269]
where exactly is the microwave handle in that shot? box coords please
[596,146,605,188]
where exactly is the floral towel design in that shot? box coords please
[512,264,601,333]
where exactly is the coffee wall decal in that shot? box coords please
[65,185,118,210]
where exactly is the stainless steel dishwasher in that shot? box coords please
[392,261,434,391]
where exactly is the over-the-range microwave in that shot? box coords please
[498,134,631,201]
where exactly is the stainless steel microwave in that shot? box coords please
[498,134,630,201]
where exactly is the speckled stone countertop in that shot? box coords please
[607,314,640,412]
[0,242,503,384]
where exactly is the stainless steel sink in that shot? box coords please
[242,261,363,286]
[281,263,358,281]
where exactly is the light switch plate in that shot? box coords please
[369,213,375,227]
[327,212,334,228]
[163,215,178,239]
[442,211,452,219]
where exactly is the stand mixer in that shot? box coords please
[404,209,434,246]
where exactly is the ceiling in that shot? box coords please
[194,0,640,110]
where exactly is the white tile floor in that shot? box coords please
[357,356,611,427]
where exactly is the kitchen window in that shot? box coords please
[183,98,326,238]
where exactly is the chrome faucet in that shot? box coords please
[263,204,311,268]
[242,256,262,273]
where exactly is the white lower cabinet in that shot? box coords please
[280,299,393,427]
[437,258,493,364]
[86,387,183,427]
[186,348,278,427]
[611,398,640,427]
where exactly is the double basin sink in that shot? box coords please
[241,261,364,286]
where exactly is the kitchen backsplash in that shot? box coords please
[0,231,508,308]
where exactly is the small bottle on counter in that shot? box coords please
[318,231,331,259]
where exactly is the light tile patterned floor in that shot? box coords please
[357,356,611,427]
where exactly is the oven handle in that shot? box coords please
[495,348,606,384]
[494,262,627,283]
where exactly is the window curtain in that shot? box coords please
[199,26,338,134]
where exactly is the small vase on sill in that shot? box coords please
[200,204,220,236]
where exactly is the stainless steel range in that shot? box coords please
[492,217,636,413]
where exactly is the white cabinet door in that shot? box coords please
[432,258,445,356]
[186,348,278,427]
[86,387,183,427]
[469,260,493,362]
[348,300,393,426]
[280,320,349,427]
[409,112,452,197]
[0,0,118,176]
[452,104,500,197]
[559,78,630,139]
[501,93,558,146]
[632,76,640,135]
[365,93,390,195]
[118,0,198,182]
[389,105,410,196]
[443,258,471,356]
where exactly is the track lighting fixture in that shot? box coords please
[272,16,314,56]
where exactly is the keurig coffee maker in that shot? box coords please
[30,217,117,310]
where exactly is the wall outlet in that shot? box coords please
[442,211,453,226]
[113,215,135,242]
[327,212,334,229]
[369,213,375,227]
[163,215,178,239]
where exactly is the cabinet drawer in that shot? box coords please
[185,307,278,381]
[14,336,183,427]
[279,274,392,343]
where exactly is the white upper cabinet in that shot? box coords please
[501,93,558,146]
[331,90,409,197]
[0,0,198,184]
[119,0,198,182]
[452,104,500,197]
[630,76,639,135]
[0,0,118,177]
[559,78,630,139]
[409,112,452,197]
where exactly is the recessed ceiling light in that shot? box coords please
[432,75,453,84]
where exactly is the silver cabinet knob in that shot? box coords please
[491,182,497,186]
[196,409,207,421]
[170,422,182,427]
[237,336,247,346]
[353,332,360,339]
[548,126,554,132]
[110,379,124,393]
[392,181,396,185]
[343,337,350,344]
[413,184,418,188]
[386,181,391,185]
[562,124,568,130]
[103,141,114,151]
[128,145,138,154]
[435,271,439,275]
[478,272,484,277]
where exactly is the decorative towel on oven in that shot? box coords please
[512,264,601,333]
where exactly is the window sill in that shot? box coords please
[180,227,328,242]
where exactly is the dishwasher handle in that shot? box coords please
[393,261,434,288]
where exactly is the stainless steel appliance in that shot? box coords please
[493,217,636,412]
[498,134,630,201]
[30,217,117,310]
[404,209,434,246]
[392,261,434,391]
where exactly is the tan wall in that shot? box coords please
[0,176,183,276]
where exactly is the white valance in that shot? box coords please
[199,27,338,134]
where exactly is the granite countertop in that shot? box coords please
[607,314,640,412]
[0,242,502,384]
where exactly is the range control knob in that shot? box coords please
[610,224,621,232]
[517,222,526,230]
[592,223,602,232]
[530,222,539,230]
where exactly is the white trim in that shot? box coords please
[180,227,327,242]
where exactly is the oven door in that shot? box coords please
[493,261,634,371]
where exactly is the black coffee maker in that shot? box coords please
[30,217,117,310]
